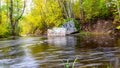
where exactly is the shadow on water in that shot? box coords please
[0,35,120,68]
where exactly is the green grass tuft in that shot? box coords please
[64,57,78,68]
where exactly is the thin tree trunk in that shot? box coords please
[0,0,2,24]
[7,0,9,24]
[10,0,26,35]
[80,0,84,20]
[14,0,26,26]
[67,0,73,18]
[57,0,61,7]
[69,0,74,18]
[10,0,14,35]
[17,0,19,17]
[58,0,69,18]
[116,0,120,19]
[67,0,71,18]
[62,1,69,18]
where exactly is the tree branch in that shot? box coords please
[14,0,26,26]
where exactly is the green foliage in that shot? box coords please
[0,24,10,37]
[72,0,80,18]
[0,23,11,37]
[0,0,120,36]
[64,18,73,22]
[116,25,120,29]
[20,0,64,35]
[65,60,69,68]
[79,31,92,35]
[65,57,78,68]
[107,64,111,68]
[72,57,78,68]
[0,6,10,37]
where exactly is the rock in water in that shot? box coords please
[47,20,78,37]
[47,28,66,37]
[61,20,77,34]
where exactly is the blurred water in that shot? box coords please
[0,35,120,68]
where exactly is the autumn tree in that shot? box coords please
[20,0,63,35]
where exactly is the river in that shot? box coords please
[0,35,120,68]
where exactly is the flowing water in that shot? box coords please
[0,35,120,68]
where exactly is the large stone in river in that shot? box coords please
[47,28,66,37]
[61,20,77,34]
[47,20,78,36]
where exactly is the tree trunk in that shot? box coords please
[7,0,9,24]
[10,0,15,35]
[116,0,120,19]
[12,25,16,36]
[67,0,71,18]
[9,0,26,36]
[70,0,74,18]
[58,0,69,18]
[67,0,74,18]
[80,0,84,20]
[0,0,2,24]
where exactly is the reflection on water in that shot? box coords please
[0,37,40,68]
[0,35,120,68]
[47,36,76,46]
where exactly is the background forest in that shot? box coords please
[0,0,120,37]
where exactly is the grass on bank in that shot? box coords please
[65,57,78,68]
[74,31,112,36]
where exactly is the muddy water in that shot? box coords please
[0,35,120,68]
